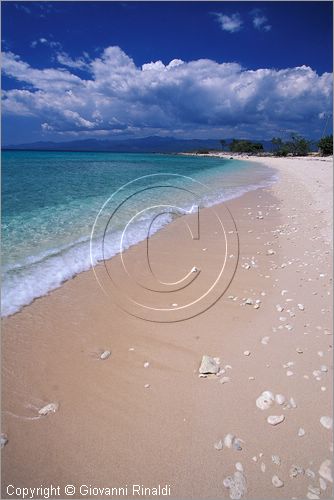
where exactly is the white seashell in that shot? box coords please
[38,403,59,416]
[271,455,281,465]
[308,486,320,496]
[100,350,111,360]
[320,365,328,372]
[275,394,286,405]
[261,336,270,345]
[320,416,333,430]
[286,370,294,377]
[224,433,235,449]
[289,397,297,408]
[289,465,305,478]
[243,351,251,356]
[319,460,332,483]
[256,391,274,410]
[319,477,327,490]
[223,471,247,500]
[297,303,305,311]
[307,493,319,499]
[298,427,305,437]
[267,415,285,426]
[214,439,224,450]
[235,462,243,472]
[276,304,284,312]
[198,355,219,375]
[143,361,150,368]
[272,475,284,488]
[305,469,315,479]
[260,462,266,473]
[245,298,253,305]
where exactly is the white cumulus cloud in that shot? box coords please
[213,13,243,33]
[2,46,332,139]
[253,14,271,31]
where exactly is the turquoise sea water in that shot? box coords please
[2,151,276,316]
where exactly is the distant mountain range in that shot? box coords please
[3,135,275,153]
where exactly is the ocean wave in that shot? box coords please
[1,171,277,317]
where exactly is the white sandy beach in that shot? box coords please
[2,155,333,499]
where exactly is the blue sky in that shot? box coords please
[2,1,333,144]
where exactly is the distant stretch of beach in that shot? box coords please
[2,155,333,499]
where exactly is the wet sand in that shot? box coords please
[1,156,332,499]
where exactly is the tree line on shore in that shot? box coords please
[215,134,333,156]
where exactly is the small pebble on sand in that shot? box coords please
[0,434,8,448]
[220,376,231,384]
[100,350,111,360]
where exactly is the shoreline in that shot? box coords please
[1,156,276,319]
[2,156,332,499]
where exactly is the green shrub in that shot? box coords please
[318,135,333,156]
[229,139,263,153]
[271,134,311,157]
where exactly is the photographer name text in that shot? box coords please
[7,483,172,499]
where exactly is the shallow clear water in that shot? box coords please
[2,150,276,316]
